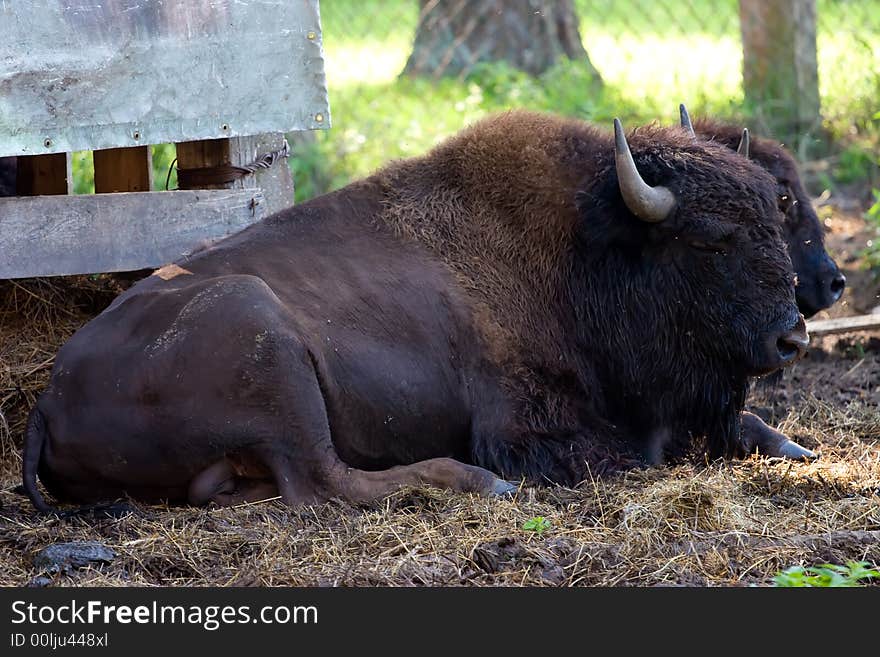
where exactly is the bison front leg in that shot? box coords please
[330,458,518,504]
[738,411,816,460]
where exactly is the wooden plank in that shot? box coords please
[0,189,265,278]
[176,140,231,190]
[230,133,295,216]
[94,146,152,193]
[16,153,72,195]
[177,133,294,215]
[806,315,880,337]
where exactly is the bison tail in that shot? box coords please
[22,405,57,514]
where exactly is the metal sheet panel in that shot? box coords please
[0,1,330,157]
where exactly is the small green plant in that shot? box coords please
[868,188,880,225]
[862,188,880,269]
[773,561,880,587]
[838,337,867,359]
[854,341,867,359]
[521,516,551,534]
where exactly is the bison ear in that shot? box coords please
[679,103,696,139]
[737,128,750,158]
[613,119,676,223]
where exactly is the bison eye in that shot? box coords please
[778,193,795,213]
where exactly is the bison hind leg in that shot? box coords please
[188,459,279,507]
[219,321,518,507]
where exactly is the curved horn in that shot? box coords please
[679,103,696,138]
[737,128,750,157]
[613,118,676,223]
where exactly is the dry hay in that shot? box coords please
[0,276,127,482]
[0,275,878,588]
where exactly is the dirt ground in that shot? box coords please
[0,199,878,587]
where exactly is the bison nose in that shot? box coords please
[829,272,846,303]
[773,315,809,366]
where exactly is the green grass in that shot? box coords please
[290,0,880,201]
[862,188,880,269]
[773,561,880,587]
[292,60,625,201]
[817,0,880,137]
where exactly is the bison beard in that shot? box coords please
[22,110,803,510]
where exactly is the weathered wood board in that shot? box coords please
[0,1,329,157]
[0,189,266,278]
[806,315,880,337]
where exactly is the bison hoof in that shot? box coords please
[490,479,518,498]
[777,440,817,461]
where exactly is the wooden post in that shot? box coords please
[175,140,231,190]
[229,134,294,214]
[94,146,153,193]
[740,0,821,150]
[176,133,294,215]
[15,153,72,195]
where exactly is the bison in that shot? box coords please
[23,110,809,512]
[678,106,845,317]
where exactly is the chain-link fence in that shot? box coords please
[293,0,878,200]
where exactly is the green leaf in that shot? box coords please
[522,516,551,533]
[774,561,880,587]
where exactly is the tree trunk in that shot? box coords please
[740,0,821,152]
[404,0,602,83]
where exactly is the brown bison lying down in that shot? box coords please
[23,110,811,511]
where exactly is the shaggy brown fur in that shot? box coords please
[373,111,800,479]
